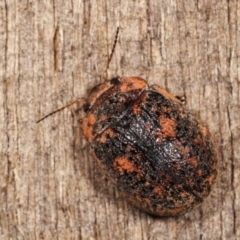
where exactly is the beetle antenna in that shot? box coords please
[102,27,120,81]
[36,98,86,123]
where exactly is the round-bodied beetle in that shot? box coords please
[37,29,218,217]
[81,76,218,216]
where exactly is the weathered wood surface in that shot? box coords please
[0,0,239,239]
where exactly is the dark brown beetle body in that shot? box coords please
[82,77,218,216]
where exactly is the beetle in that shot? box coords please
[37,28,218,216]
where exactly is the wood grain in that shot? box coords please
[0,0,239,239]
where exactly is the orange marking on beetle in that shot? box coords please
[88,82,111,106]
[205,172,216,185]
[200,124,208,137]
[167,207,185,215]
[193,135,203,144]
[85,113,96,125]
[152,85,181,103]
[153,186,165,198]
[179,154,198,167]
[132,104,141,115]
[145,123,152,131]
[187,157,198,167]
[197,169,203,176]
[179,192,187,198]
[188,178,195,187]
[82,113,96,142]
[145,181,151,186]
[113,155,138,173]
[119,77,147,92]
[99,128,115,143]
[159,115,177,138]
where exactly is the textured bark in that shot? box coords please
[0,0,239,239]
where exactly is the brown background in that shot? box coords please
[0,0,239,239]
